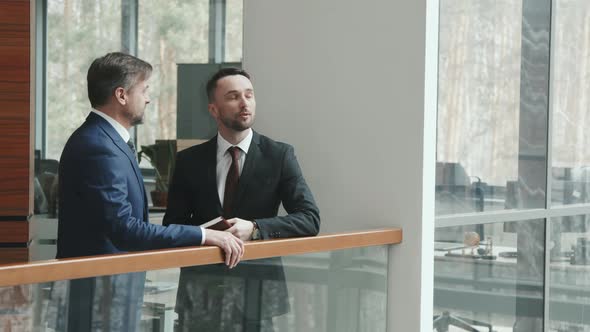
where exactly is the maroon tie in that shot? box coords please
[223,146,240,218]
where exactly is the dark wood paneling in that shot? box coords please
[0,221,29,243]
[0,1,29,25]
[0,0,30,216]
[0,248,28,265]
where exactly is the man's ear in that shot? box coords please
[115,87,127,105]
[208,103,217,118]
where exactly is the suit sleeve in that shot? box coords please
[255,145,320,239]
[82,144,202,250]
[163,150,193,226]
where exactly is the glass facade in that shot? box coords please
[551,0,590,207]
[40,0,243,168]
[435,0,590,331]
[46,0,122,161]
[548,215,590,331]
[137,0,209,148]
[434,219,545,331]
[436,0,525,215]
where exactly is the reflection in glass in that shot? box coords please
[0,246,387,332]
[548,215,590,331]
[436,0,549,216]
[434,219,545,331]
[551,0,590,207]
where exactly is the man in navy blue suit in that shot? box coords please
[56,53,244,331]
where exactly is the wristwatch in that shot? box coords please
[251,220,261,240]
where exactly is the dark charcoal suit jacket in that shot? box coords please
[163,131,320,330]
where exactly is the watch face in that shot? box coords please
[252,229,261,240]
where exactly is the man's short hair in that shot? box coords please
[87,52,152,108]
[206,67,251,102]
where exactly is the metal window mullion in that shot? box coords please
[546,0,555,213]
[543,0,558,330]
[209,0,227,63]
[36,0,47,158]
[436,209,550,228]
[543,216,551,332]
[436,203,590,228]
[121,0,139,144]
[121,0,138,55]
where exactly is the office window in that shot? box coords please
[35,0,243,243]
[42,0,243,161]
[436,0,550,216]
[136,0,209,149]
[434,219,545,331]
[548,215,590,331]
[225,0,243,63]
[46,0,122,160]
[551,0,590,206]
[434,0,563,331]
[40,0,243,190]
[545,2,590,327]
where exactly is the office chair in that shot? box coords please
[433,311,492,332]
[35,159,59,217]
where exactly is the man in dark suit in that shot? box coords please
[57,53,244,331]
[164,67,320,331]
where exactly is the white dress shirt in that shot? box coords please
[216,129,253,207]
[91,110,206,243]
[92,109,130,143]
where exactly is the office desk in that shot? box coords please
[434,244,590,328]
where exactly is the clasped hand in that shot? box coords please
[225,218,255,241]
[203,228,244,269]
[203,218,254,268]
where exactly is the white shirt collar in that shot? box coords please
[216,129,253,155]
[92,109,131,143]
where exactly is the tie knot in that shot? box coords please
[227,146,240,160]
[127,139,136,152]
[127,140,138,161]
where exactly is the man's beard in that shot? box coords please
[220,114,253,132]
[127,109,144,126]
[130,115,144,126]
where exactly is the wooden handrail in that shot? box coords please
[0,228,401,287]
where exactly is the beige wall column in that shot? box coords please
[243,1,439,330]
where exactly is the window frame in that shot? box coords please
[434,1,590,331]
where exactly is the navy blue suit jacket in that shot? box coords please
[56,112,203,258]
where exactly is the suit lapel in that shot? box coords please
[143,189,149,220]
[87,113,147,209]
[205,137,223,213]
[235,132,260,210]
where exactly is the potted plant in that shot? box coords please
[138,140,177,207]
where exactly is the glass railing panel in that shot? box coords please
[434,219,545,331]
[548,215,590,331]
[0,245,388,332]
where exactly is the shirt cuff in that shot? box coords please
[200,226,206,245]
